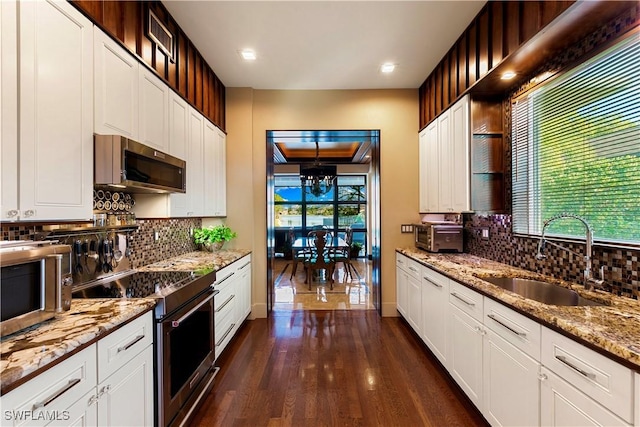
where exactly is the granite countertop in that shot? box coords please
[0,299,156,394]
[397,248,640,372]
[137,249,251,273]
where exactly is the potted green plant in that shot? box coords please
[193,225,237,251]
[349,241,363,258]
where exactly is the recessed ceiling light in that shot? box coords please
[240,49,256,61]
[381,63,396,73]
[501,71,517,80]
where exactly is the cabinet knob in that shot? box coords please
[538,373,548,381]
[23,209,35,217]
[6,209,18,218]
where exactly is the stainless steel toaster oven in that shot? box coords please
[415,222,463,253]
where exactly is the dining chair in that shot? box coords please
[303,230,335,290]
[329,227,357,280]
[289,228,311,280]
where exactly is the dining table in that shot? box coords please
[291,236,348,254]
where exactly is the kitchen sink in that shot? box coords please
[481,277,604,306]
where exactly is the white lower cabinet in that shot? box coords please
[483,329,540,426]
[214,256,252,360]
[407,273,422,333]
[420,266,449,365]
[540,366,629,426]
[97,346,154,427]
[0,312,154,427]
[395,253,409,317]
[448,302,484,408]
[414,262,637,427]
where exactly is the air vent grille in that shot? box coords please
[148,10,174,61]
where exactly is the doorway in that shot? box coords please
[266,130,381,314]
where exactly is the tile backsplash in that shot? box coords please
[1,217,201,270]
[464,213,639,300]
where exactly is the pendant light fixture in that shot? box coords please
[300,141,336,197]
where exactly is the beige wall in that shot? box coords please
[224,88,420,317]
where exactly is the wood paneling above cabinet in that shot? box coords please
[72,0,226,131]
[418,0,636,130]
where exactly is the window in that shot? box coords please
[512,34,640,244]
[274,174,368,256]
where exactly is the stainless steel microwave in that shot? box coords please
[415,222,463,253]
[94,135,186,194]
[0,241,73,337]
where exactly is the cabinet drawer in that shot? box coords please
[396,253,409,270]
[405,259,421,281]
[422,265,449,289]
[1,345,97,425]
[484,298,541,361]
[214,277,237,315]
[215,309,236,360]
[449,280,483,321]
[97,311,153,383]
[542,327,634,423]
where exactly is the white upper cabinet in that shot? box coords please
[94,27,138,139]
[1,0,19,220]
[138,66,169,151]
[16,0,93,221]
[419,95,471,213]
[187,107,205,216]
[419,120,439,213]
[205,126,227,217]
[449,96,471,212]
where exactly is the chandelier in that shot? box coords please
[300,142,336,197]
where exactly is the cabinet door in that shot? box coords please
[438,110,453,211]
[421,121,439,212]
[168,91,190,216]
[19,0,93,221]
[407,274,422,332]
[395,262,408,317]
[450,95,471,212]
[213,129,227,216]
[540,367,629,426]
[421,267,449,365]
[138,67,169,151]
[203,121,217,216]
[187,107,204,216]
[418,128,429,213]
[1,0,19,220]
[448,303,483,408]
[483,328,540,427]
[94,27,138,138]
[237,256,252,320]
[97,345,154,427]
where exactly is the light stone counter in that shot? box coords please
[0,298,155,394]
[397,248,640,372]
[137,249,251,273]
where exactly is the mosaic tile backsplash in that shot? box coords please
[1,217,201,270]
[464,214,639,300]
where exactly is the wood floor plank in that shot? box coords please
[192,311,488,427]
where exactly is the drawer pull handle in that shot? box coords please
[118,335,145,353]
[424,277,443,288]
[216,294,236,312]
[487,314,527,337]
[451,292,475,307]
[408,266,419,273]
[239,262,251,270]
[216,323,236,346]
[215,272,235,286]
[33,378,82,409]
[555,355,596,380]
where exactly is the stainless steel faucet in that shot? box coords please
[535,213,605,290]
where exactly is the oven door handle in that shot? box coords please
[170,290,218,328]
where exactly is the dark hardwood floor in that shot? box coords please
[192,311,488,426]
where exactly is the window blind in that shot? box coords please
[512,33,640,244]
